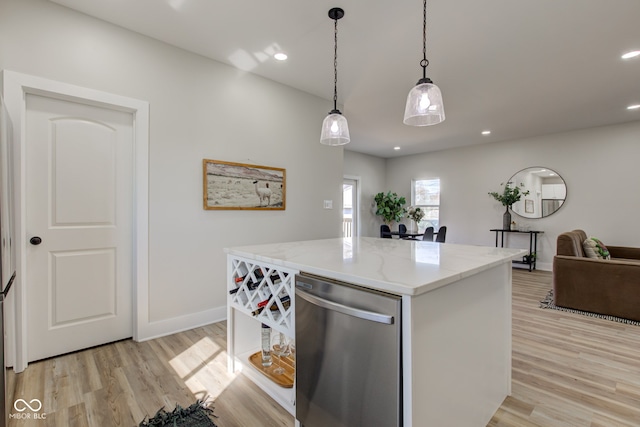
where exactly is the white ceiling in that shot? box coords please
[49,0,640,158]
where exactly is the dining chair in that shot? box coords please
[380,224,392,239]
[422,226,434,241]
[435,226,447,243]
[398,223,408,239]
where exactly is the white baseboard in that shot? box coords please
[136,305,227,342]
[536,262,552,271]
[513,262,551,272]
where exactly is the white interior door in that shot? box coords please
[25,93,134,362]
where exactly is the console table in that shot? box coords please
[490,229,543,271]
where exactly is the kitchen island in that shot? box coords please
[225,237,526,427]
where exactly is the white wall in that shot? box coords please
[382,120,640,270]
[343,150,386,237]
[0,0,343,336]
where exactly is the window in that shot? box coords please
[412,179,440,231]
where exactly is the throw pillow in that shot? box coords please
[583,237,611,260]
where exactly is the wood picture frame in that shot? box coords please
[203,159,286,210]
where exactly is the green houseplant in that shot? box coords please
[374,192,407,226]
[488,182,530,230]
[523,252,536,264]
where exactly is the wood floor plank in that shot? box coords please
[496,269,640,426]
[7,269,640,426]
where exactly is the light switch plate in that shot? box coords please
[323,200,333,209]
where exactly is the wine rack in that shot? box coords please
[228,256,296,342]
[226,255,299,417]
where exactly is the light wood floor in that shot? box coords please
[8,269,640,426]
[490,270,640,427]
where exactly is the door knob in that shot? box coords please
[30,236,42,245]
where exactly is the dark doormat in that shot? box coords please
[139,400,218,427]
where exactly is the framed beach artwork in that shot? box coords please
[203,159,286,210]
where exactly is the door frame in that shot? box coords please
[1,70,149,372]
[343,175,360,237]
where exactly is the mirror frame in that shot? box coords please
[509,166,567,219]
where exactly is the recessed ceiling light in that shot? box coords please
[628,104,640,110]
[394,146,401,150]
[621,50,640,60]
[274,52,288,61]
[481,130,491,135]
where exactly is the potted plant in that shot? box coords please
[374,192,407,226]
[488,182,530,230]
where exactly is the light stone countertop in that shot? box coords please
[225,237,527,296]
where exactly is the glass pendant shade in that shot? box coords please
[403,80,445,126]
[320,111,350,146]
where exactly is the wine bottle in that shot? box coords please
[229,270,267,294]
[235,268,265,284]
[257,294,291,309]
[264,273,283,283]
[229,280,261,295]
[230,270,284,295]
[261,323,272,367]
[257,296,271,309]
[252,296,291,316]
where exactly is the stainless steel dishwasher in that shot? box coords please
[295,273,402,427]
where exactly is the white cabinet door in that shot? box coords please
[541,184,565,199]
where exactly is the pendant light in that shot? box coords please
[403,0,445,126]
[320,8,350,146]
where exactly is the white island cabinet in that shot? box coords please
[225,237,526,427]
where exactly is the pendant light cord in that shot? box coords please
[333,17,339,112]
[421,0,429,80]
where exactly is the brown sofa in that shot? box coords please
[553,229,640,322]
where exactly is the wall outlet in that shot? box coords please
[323,200,333,209]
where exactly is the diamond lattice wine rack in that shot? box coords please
[228,257,296,336]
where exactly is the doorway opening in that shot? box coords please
[342,178,358,237]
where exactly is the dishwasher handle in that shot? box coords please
[296,287,394,325]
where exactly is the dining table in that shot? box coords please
[390,231,425,239]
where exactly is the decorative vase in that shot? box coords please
[503,206,511,230]
[413,220,420,233]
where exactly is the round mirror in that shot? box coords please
[509,167,567,219]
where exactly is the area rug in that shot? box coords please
[540,290,640,326]
[139,400,218,427]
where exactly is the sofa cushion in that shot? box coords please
[583,237,611,260]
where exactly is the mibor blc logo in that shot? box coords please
[9,398,47,420]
